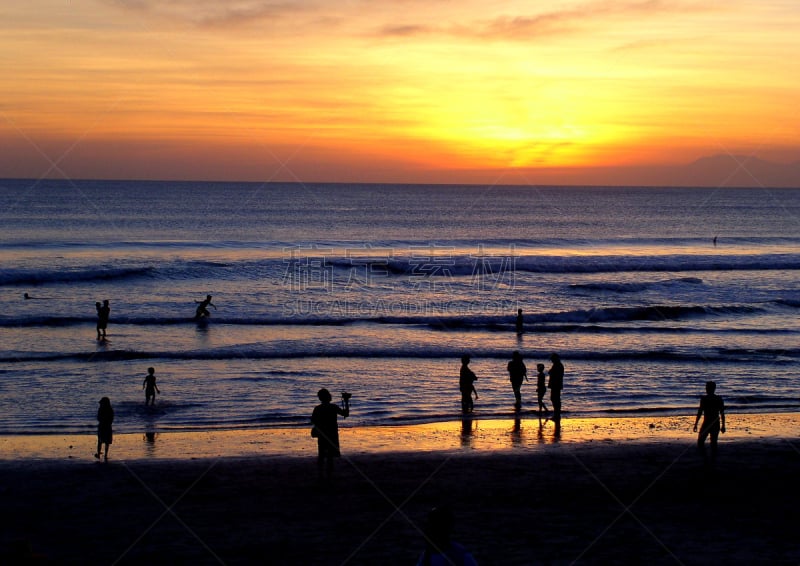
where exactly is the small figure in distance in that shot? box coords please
[96,299,110,340]
[194,294,216,320]
[311,388,350,484]
[459,355,478,413]
[24,292,50,300]
[143,367,160,406]
[536,363,549,416]
[548,353,564,425]
[515,308,524,335]
[95,397,114,462]
[693,380,726,466]
[507,350,528,410]
[416,505,478,566]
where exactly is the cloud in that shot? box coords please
[102,0,309,27]
[378,24,435,38]
[372,0,716,41]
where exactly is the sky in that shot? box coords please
[1,0,799,186]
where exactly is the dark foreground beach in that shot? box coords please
[2,414,799,565]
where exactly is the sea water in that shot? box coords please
[0,179,798,435]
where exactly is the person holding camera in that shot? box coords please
[311,388,350,484]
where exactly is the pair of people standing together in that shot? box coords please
[507,351,563,422]
[460,352,564,421]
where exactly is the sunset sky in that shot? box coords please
[1,0,799,185]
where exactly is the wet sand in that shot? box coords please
[1,414,799,565]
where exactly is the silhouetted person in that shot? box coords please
[694,380,726,465]
[515,308,524,335]
[23,292,50,300]
[95,397,114,461]
[311,388,350,483]
[507,350,528,410]
[95,300,110,339]
[143,367,160,406]
[459,355,478,413]
[417,505,478,566]
[194,294,216,319]
[536,363,549,415]
[548,353,564,424]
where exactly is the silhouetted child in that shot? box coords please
[459,355,478,413]
[507,350,528,410]
[694,380,726,465]
[417,505,478,566]
[536,363,549,415]
[95,397,114,461]
[194,294,216,319]
[143,367,160,406]
[311,388,350,484]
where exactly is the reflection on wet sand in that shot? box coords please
[1,413,798,461]
[143,431,158,456]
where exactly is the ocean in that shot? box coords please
[0,179,798,435]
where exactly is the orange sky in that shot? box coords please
[1,1,799,185]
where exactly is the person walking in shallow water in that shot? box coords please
[194,294,216,319]
[515,308,524,335]
[95,397,114,461]
[694,380,725,465]
[96,300,110,340]
[507,350,528,410]
[548,353,564,424]
[311,388,350,484]
[143,367,160,406]
[459,355,478,413]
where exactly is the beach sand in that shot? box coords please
[1,413,798,565]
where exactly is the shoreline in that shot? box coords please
[1,411,797,463]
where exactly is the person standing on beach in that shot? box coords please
[96,300,110,340]
[507,350,528,410]
[311,388,350,483]
[693,380,725,464]
[143,367,160,406]
[548,353,564,424]
[536,363,549,416]
[194,294,216,319]
[459,355,478,413]
[95,397,114,461]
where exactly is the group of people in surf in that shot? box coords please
[459,351,565,423]
[89,294,216,341]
